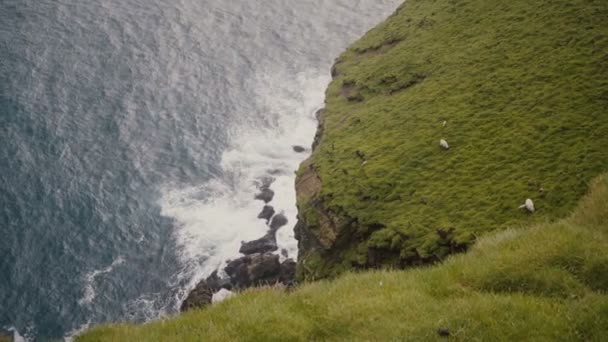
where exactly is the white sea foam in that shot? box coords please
[161,70,328,294]
[63,321,90,342]
[6,326,26,342]
[78,257,125,306]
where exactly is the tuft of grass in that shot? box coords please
[296,0,608,278]
[79,174,608,341]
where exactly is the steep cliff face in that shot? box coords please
[294,0,608,280]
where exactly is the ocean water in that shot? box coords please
[0,1,399,339]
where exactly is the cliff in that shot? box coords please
[294,0,608,280]
[77,0,608,339]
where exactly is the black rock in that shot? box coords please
[280,258,297,285]
[205,271,232,292]
[437,328,451,337]
[225,253,281,288]
[257,205,275,222]
[180,280,213,312]
[270,213,288,232]
[239,233,278,255]
[330,63,339,78]
[255,188,275,203]
[248,253,281,284]
[281,248,289,258]
[292,145,306,153]
[254,177,275,203]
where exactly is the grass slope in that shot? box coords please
[297,0,608,278]
[79,173,608,341]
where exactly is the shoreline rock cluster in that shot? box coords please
[181,174,297,312]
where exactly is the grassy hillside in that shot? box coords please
[295,0,608,279]
[79,173,608,341]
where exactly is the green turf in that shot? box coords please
[78,173,608,341]
[295,0,608,279]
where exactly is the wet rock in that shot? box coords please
[270,213,288,232]
[281,248,289,258]
[257,205,275,222]
[205,271,232,292]
[225,253,281,288]
[292,145,306,153]
[254,176,275,203]
[180,280,213,312]
[255,187,275,203]
[239,233,278,255]
[257,176,275,188]
[267,169,283,176]
[280,258,297,285]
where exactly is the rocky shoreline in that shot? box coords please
[181,148,306,311]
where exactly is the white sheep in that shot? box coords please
[519,198,535,213]
[439,139,449,150]
[442,120,447,127]
[212,289,235,304]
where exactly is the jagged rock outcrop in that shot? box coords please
[225,253,282,288]
[205,271,232,292]
[180,280,213,312]
[239,233,278,255]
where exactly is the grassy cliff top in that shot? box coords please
[296,0,608,277]
[79,173,608,341]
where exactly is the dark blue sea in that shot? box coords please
[0,1,398,340]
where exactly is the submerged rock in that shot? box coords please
[269,213,288,232]
[254,177,276,203]
[257,205,275,222]
[292,145,306,153]
[180,280,213,312]
[239,233,278,255]
[255,188,275,203]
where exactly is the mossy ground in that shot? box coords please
[297,0,608,277]
[79,173,608,341]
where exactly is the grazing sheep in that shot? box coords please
[212,289,235,304]
[440,139,449,150]
[442,120,447,127]
[519,198,535,213]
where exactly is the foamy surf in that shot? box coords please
[161,70,328,293]
[78,257,125,306]
[4,326,26,342]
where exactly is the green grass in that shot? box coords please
[296,0,608,278]
[79,173,608,341]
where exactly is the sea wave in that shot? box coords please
[160,69,327,297]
